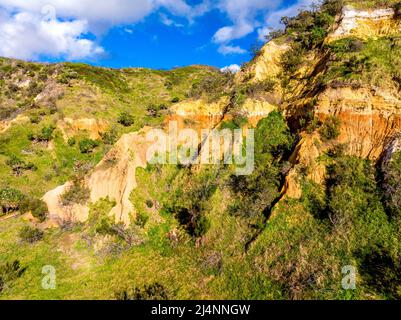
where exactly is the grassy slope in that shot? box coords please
[0,59,220,196]
[345,0,401,9]
[0,59,235,300]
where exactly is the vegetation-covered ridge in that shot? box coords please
[1,0,401,300]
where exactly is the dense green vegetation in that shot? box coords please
[325,37,401,89]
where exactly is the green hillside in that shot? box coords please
[1,0,401,300]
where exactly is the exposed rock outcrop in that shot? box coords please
[282,133,327,199]
[315,86,401,159]
[44,128,152,225]
[44,95,278,224]
[328,5,401,41]
[236,40,290,84]
[58,118,109,141]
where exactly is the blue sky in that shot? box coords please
[0,0,313,70]
[98,8,256,69]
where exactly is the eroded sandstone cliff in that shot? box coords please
[43,3,401,223]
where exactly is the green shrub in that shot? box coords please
[220,116,248,130]
[19,226,44,243]
[88,197,116,233]
[67,137,76,146]
[60,180,90,206]
[28,125,55,142]
[0,260,26,293]
[228,111,294,219]
[163,168,218,238]
[19,198,48,222]
[301,180,327,219]
[381,151,401,218]
[328,38,365,54]
[115,283,169,300]
[189,72,233,102]
[117,112,135,127]
[6,155,37,175]
[319,116,341,141]
[255,111,294,158]
[135,212,149,228]
[88,198,143,247]
[0,188,24,214]
[100,128,118,145]
[281,43,305,75]
[326,156,386,238]
[171,97,180,103]
[193,215,211,238]
[37,125,55,142]
[79,138,100,154]
[359,248,401,300]
[146,104,167,118]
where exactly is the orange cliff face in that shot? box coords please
[315,86,401,160]
[166,97,277,132]
[42,96,278,226]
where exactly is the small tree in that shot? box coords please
[27,126,55,142]
[118,112,135,127]
[319,116,341,141]
[79,138,100,154]
[20,198,48,222]
[0,188,24,214]
[193,215,211,238]
[6,155,37,176]
[19,226,44,243]
[0,260,26,293]
[60,179,90,206]
[115,283,169,300]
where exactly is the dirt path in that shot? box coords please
[0,213,20,222]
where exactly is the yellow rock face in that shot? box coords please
[316,87,401,159]
[171,97,229,117]
[328,6,401,41]
[236,98,277,126]
[43,128,152,226]
[58,118,109,141]
[283,133,327,200]
[236,41,290,84]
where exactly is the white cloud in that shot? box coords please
[218,45,246,55]
[0,0,319,60]
[213,0,280,42]
[0,0,210,30]
[0,0,210,60]
[220,64,240,73]
[213,22,253,43]
[257,26,271,41]
[212,0,282,55]
[160,13,184,27]
[0,9,104,60]
[213,0,319,55]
